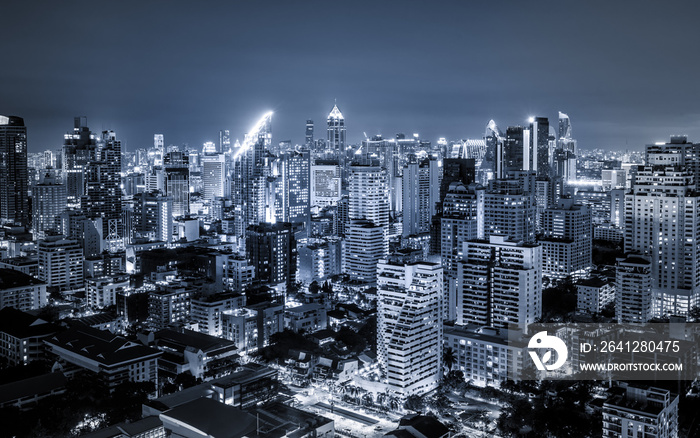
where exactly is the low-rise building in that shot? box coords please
[210,363,278,408]
[443,324,526,387]
[576,277,615,314]
[44,326,161,390]
[285,303,327,333]
[603,385,678,438]
[0,268,47,311]
[0,307,57,365]
[151,329,238,380]
[86,274,130,309]
[190,292,245,337]
[0,372,67,410]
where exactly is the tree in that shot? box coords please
[689,306,700,322]
[404,394,425,412]
[308,281,320,294]
[443,346,456,375]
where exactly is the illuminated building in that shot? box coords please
[0,115,29,227]
[377,260,442,395]
[0,268,47,311]
[131,191,173,243]
[456,235,541,331]
[32,169,67,241]
[345,220,386,283]
[539,199,592,280]
[245,222,297,288]
[62,117,96,207]
[163,151,190,217]
[86,274,129,309]
[37,236,84,292]
[603,385,678,438]
[326,104,345,156]
[305,119,314,148]
[310,162,341,208]
[201,153,227,201]
[615,255,652,324]
[624,138,700,317]
[402,156,439,237]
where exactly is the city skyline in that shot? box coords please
[3,1,700,152]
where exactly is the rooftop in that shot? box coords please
[160,397,257,438]
[0,372,66,405]
[0,268,45,289]
[155,328,238,355]
[0,307,57,339]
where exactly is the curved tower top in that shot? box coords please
[328,104,344,120]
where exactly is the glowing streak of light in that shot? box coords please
[233,111,273,160]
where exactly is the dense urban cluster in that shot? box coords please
[0,107,698,437]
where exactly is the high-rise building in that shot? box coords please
[310,162,341,208]
[624,139,700,317]
[349,163,390,227]
[344,220,386,284]
[603,385,678,438]
[219,129,230,154]
[83,130,123,245]
[37,236,84,292]
[377,260,442,395]
[402,157,439,237]
[616,255,653,324]
[530,116,551,177]
[0,116,29,227]
[283,150,310,227]
[245,222,297,288]
[305,120,314,148]
[201,153,227,202]
[539,199,592,280]
[456,235,541,331]
[63,117,96,208]
[326,104,345,156]
[32,169,67,241]
[131,191,174,243]
[554,112,577,182]
[163,151,190,218]
[482,175,536,243]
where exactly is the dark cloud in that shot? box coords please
[2,0,700,152]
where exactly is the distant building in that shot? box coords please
[539,199,592,281]
[0,115,29,228]
[603,385,678,438]
[147,284,193,330]
[246,222,297,288]
[209,363,278,408]
[344,220,386,284]
[32,169,67,241]
[86,274,130,309]
[151,329,238,380]
[191,292,246,337]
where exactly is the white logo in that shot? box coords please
[528,331,568,371]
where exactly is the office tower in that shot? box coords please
[441,182,481,278]
[0,116,29,227]
[402,157,439,237]
[147,285,192,330]
[502,126,525,175]
[37,236,84,292]
[305,120,314,148]
[484,119,503,181]
[554,111,577,182]
[603,385,678,438]
[310,162,341,208]
[529,116,551,177]
[456,235,541,331]
[154,134,164,161]
[283,150,310,227]
[239,113,272,231]
[534,176,563,231]
[482,175,536,243]
[377,260,442,395]
[33,169,67,241]
[83,130,123,247]
[344,220,386,283]
[245,222,297,288]
[131,191,173,243]
[59,211,104,257]
[645,135,700,191]
[615,255,652,323]
[201,153,227,201]
[348,163,390,227]
[432,158,476,254]
[539,199,592,280]
[63,117,97,207]
[163,151,190,217]
[624,139,700,318]
[326,104,345,156]
[219,129,230,154]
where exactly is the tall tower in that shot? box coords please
[377,260,443,395]
[530,116,550,177]
[63,117,97,208]
[402,157,438,237]
[326,104,345,156]
[624,138,700,318]
[305,120,314,149]
[33,169,67,240]
[84,130,123,248]
[0,116,29,227]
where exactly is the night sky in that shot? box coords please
[3,0,700,153]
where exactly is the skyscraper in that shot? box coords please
[201,153,227,201]
[539,199,592,280]
[305,120,314,148]
[163,151,190,217]
[482,175,536,243]
[624,138,700,317]
[326,104,345,156]
[615,255,652,324]
[246,222,297,288]
[377,260,442,395]
[83,130,122,246]
[530,116,551,177]
[402,157,439,237]
[0,116,29,227]
[33,169,67,240]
